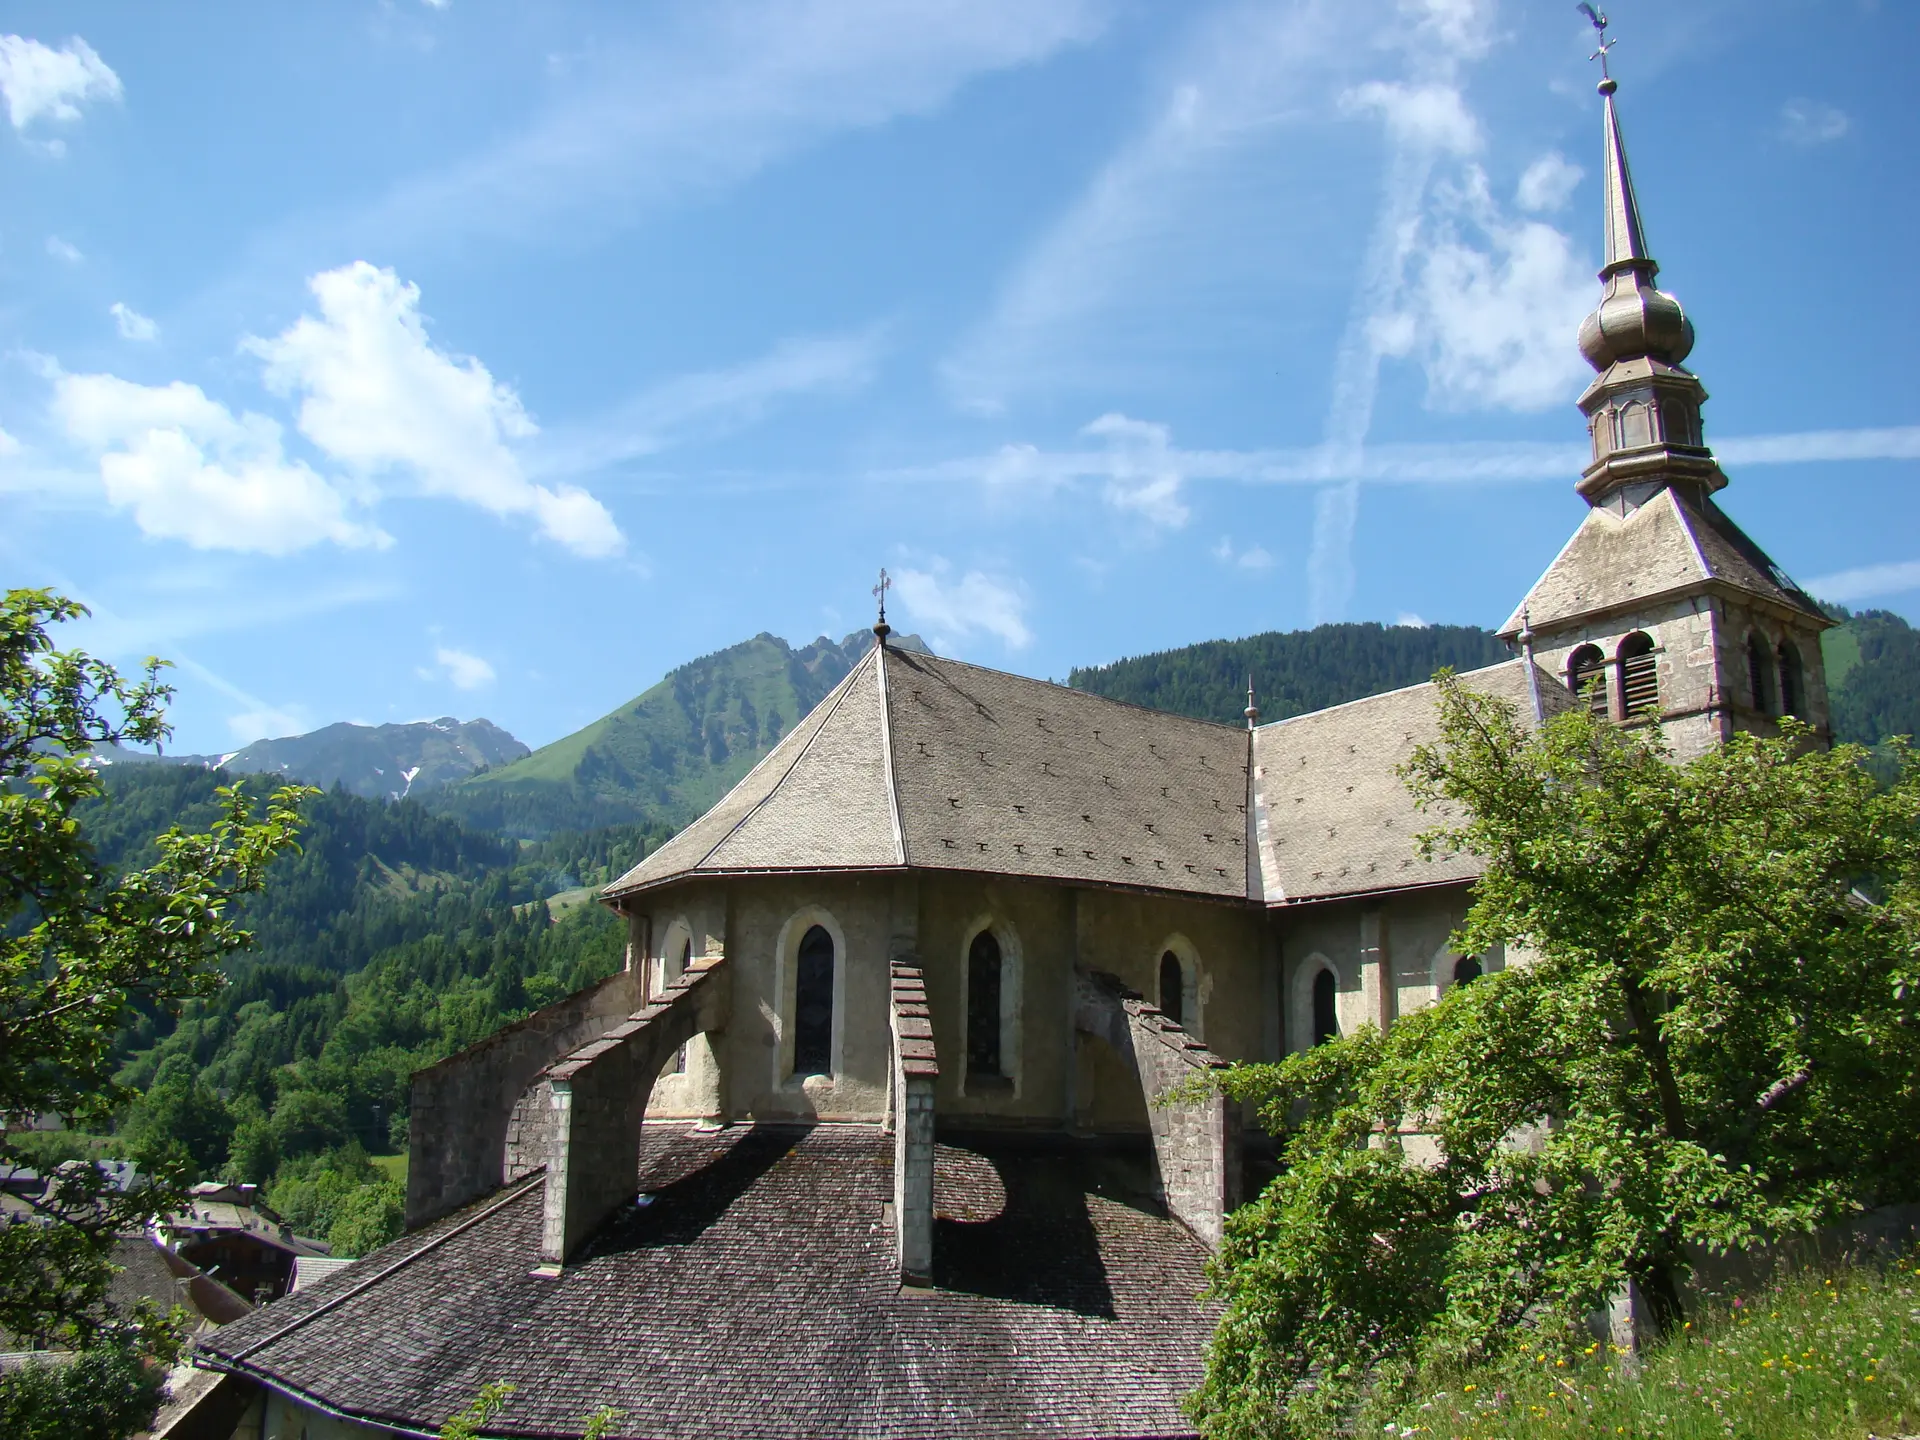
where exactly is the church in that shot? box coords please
[188,70,1833,1440]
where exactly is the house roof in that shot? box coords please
[1252,659,1568,906]
[1499,487,1827,638]
[607,646,1253,905]
[196,1124,1217,1440]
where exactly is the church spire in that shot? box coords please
[1570,44,1723,511]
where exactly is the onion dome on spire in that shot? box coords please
[1576,81,1695,373]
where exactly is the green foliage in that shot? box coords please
[1355,1258,1920,1440]
[326,1176,406,1257]
[1190,679,1920,1438]
[1070,621,1511,726]
[439,1380,517,1440]
[0,1321,182,1440]
[581,1406,626,1439]
[117,1054,233,1180]
[0,589,311,1348]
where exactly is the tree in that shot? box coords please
[0,588,311,1352]
[1189,676,1920,1439]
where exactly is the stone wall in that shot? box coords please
[540,956,731,1266]
[406,964,641,1229]
[1072,968,1241,1246]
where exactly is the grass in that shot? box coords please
[1362,1259,1920,1439]
[369,1152,408,1187]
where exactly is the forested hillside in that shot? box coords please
[429,629,926,837]
[1069,622,1512,725]
[31,767,666,1257]
[1823,607,1920,749]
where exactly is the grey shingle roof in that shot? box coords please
[1499,487,1826,637]
[607,646,1252,903]
[197,1125,1216,1440]
[1252,659,1567,905]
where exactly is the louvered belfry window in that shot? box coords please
[793,924,834,1077]
[1747,632,1773,713]
[1778,641,1804,720]
[1567,645,1609,718]
[1619,632,1659,720]
[967,930,1003,1077]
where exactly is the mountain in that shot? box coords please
[94,717,529,802]
[428,630,928,839]
[1823,608,1920,751]
[1069,622,1513,726]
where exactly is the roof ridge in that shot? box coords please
[1258,657,1522,730]
[684,648,880,873]
[888,648,1247,734]
[874,645,906,866]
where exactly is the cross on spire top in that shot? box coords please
[872,568,892,646]
[1577,3,1618,90]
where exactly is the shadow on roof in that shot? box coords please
[932,1142,1128,1319]
[583,1123,804,1258]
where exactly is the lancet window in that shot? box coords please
[1747,632,1774,714]
[1778,641,1804,720]
[792,924,835,1078]
[966,930,1004,1078]
[1311,968,1339,1047]
[1158,951,1184,1027]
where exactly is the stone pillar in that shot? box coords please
[888,959,938,1285]
[1072,969,1242,1247]
[1361,904,1394,1034]
[535,957,729,1270]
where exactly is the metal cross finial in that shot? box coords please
[1577,3,1617,83]
[873,568,891,625]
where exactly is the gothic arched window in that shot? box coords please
[967,930,1003,1078]
[1567,645,1608,718]
[672,936,692,1074]
[1311,968,1338,1047]
[1778,641,1804,720]
[1453,954,1482,988]
[1619,632,1659,720]
[1747,632,1774,714]
[792,924,835,1077]
[1159,951,1184,1027]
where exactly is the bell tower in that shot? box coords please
[1499,62,1833,758]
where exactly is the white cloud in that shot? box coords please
[45,235,82,264]
[893,561,1031,651]
[1780,99,1849,148]
[0,427,18,458]
[1341,81,1480,156]
[1213,538,1275,571]
[1394,611,1429,627]
[1379,166,1593,413]
[421,0,452,9]
[226,706,307,746]
[1515,151,1582,213]
[109,302,157,342]
[0,35,121,131]
[427,645,495,690]
[533,327,885,479]
[247,262,624,558]
[1804,559,1920,606]
[1082,413,1189,529]
[50,371,389,555]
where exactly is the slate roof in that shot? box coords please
[196,1125,1217,1440]
[1499,487,1827,638]
[607,647,1253,904]
[1252,659,1568,905]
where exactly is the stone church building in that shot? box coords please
[191,75,1831,1440]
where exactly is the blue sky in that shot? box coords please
[3,0,1915,755]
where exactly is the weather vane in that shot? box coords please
[873,567,891,626]
[1577,3,1617,85]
